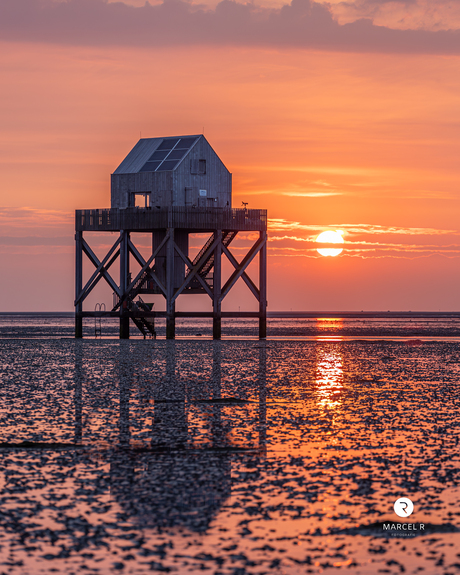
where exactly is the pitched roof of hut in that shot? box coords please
[113,135,202,175]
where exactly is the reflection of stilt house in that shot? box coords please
[75,135,267,338]
[73,341,267,531]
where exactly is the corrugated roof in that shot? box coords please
[113,135,202,174]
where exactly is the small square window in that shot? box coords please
[190,159,206,175]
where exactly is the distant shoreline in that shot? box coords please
[1,311,460,319]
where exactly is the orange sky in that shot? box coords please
[1,0,460,311]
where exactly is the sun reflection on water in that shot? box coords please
[315,347,344,411]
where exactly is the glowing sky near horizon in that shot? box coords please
[1,0,460,312]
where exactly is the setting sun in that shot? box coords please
[316,230,344,257]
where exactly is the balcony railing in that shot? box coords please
[76,207,267,232]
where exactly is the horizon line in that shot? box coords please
[1,311,460,318]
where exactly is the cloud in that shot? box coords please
[0,236,73,246]
[267,219,460,258]
[281,191,343,197]
[327,0,460,32]
[268,219,459,235]
[1,0,460,53]
[0,207,73,235]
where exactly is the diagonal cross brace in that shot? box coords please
[221,243,260,301]
[172,235,221,302]
[127,235,168,296]
[81,239,121,299]
[76,250,120,306]
[75,236,122,306]
[173,241,213,299]
[121,233,170,300]
[220,236,266,303]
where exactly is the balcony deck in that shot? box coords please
[76,207,267,232]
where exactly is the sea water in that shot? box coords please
[0,317,459,574]
[2,312,460,340]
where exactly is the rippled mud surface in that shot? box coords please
[0,339,459,574]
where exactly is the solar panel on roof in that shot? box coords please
[166,149,187,161]
[139,161,162,172]
[149,150,169,161]
[137,136,200,172]
[176,137,197,149]
[157,138,180,151]
[157,160,180,171]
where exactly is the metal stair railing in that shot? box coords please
[185,235,215,277]
[112,270,151,311]
[129,297,157,339]
[186,231,237,279]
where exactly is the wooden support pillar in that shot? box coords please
[166,228,175,339]
[75,231,83,338]
[120,230,130,339]
[120,316,130,339]
[259,230,267,339]
[213,230,222,340]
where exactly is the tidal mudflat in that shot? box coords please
[0,339,459,574]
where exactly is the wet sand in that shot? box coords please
[0,339,459,574]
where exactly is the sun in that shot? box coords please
[316,230,344,257]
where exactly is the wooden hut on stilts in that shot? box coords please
[75,135,267,339]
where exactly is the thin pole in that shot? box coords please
[75,230,83,338]
[120,230,130,339]
[259,230,267,339]
[213,230,222,339]
[166,228,175,339]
